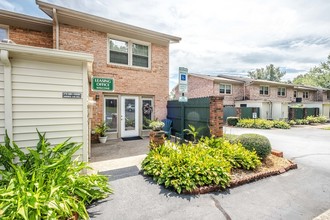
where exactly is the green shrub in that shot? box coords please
[201,136,261,170]
[306,115,328,124]
[223,134,239,144]
[227,117,239,126]
[236,118,274,129]
[0,131,112,219]
[142,142,231,193]
[289,120,297,126]
[296,119,309,125]
[273,120,291,129]
[237,133,271,160]
[142,138,261,193]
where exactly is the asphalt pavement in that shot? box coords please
[88,124,330,220]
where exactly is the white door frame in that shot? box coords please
[121,96,139,137]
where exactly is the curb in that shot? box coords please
[183,158,297,195]
[313,209,330,220]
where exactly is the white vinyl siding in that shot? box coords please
[10,59,85,159]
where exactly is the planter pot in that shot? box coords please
[149,130,165,149]
[99,136,108,144]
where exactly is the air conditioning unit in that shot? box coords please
[296,97,302,103]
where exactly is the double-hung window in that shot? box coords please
[277,87,286,97]
[293,90,297,98]
[109,36,150,68]
[219,84,232,94]
[0,25,8,41]
[303,91,309,99]
[259,86,269,95]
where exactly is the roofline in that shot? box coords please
[36,0,181,45]
[190,73,244,84]
[0,9,52,32]
[0,42,93,62]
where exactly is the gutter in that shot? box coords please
[0,49,13,140]
[53,8,59,49]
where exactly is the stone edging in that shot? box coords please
[183,158,297,195]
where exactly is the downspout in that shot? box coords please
[0,50,13,140]
[53,8,59,49]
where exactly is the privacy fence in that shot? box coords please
[288,107,319,120]
[167,96,224,139]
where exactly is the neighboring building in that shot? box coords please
[172,73,330,120]
[0,1,181,143]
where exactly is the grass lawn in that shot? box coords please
[322,126,330,130]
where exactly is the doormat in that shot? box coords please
[122,136,143,141]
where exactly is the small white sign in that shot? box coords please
[179,96,188,102]
[179,84,188,93]
[179,67,188,85]
[252,112,257,119]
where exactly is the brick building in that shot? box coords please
[0,1,180,140]
[173,73,330,120]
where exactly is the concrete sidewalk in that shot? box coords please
[88,137,149,174]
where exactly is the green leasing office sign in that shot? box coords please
[92,77,114,91]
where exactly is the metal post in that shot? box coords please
[180,102,185,143]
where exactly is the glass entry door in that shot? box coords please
[121,96,139,137]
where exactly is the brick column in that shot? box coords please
[209,96,224,137]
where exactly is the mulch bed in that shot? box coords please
[183,151,297,194]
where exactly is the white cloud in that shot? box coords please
[3,0,330,90]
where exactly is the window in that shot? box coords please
[142,98,154,130]
[0,26,8,41]
[303,91,309,99]
[219,84,232,94]
[277,87,286,97]
[327,91,330,100]
[259,86,269,95]
[293,90,297,98]
[109,36,150,68]
[104,98,118,132]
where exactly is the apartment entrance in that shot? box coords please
[121,96,139,137]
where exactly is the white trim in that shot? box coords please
[141,97,154,131]
[103,96,119,133]
[0,43,93,62]
[107,34,151,69]
[82,62,88,162]
[121,96,139,137]
[259,85,269,95]
[0,24,9,40]
[219,83,232,95]
[37,0,181,45]
[0,49,13,140]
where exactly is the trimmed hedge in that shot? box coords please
[236,118,291,129]
[236,133,271,160]
[227,117,239,126]
[142,138,261,194]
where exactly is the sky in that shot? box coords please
[1,0,330,90]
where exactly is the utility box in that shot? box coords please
[0,43,93,162]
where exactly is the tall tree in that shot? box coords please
[293,54,330,88]
[248,64,286,82]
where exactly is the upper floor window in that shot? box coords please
[327,91,330,100]
[303,91,309,99]
[108,36,150,68]
[0,26,8,41]
[293,90,297,98]
[277,87,286,97]
[259,86,269,95]
[219,84,232,94]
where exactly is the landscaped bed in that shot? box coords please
[141,134,297,195]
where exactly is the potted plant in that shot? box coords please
[149,120,165,149]
[149,120,165,131]
[94,122,109,143]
